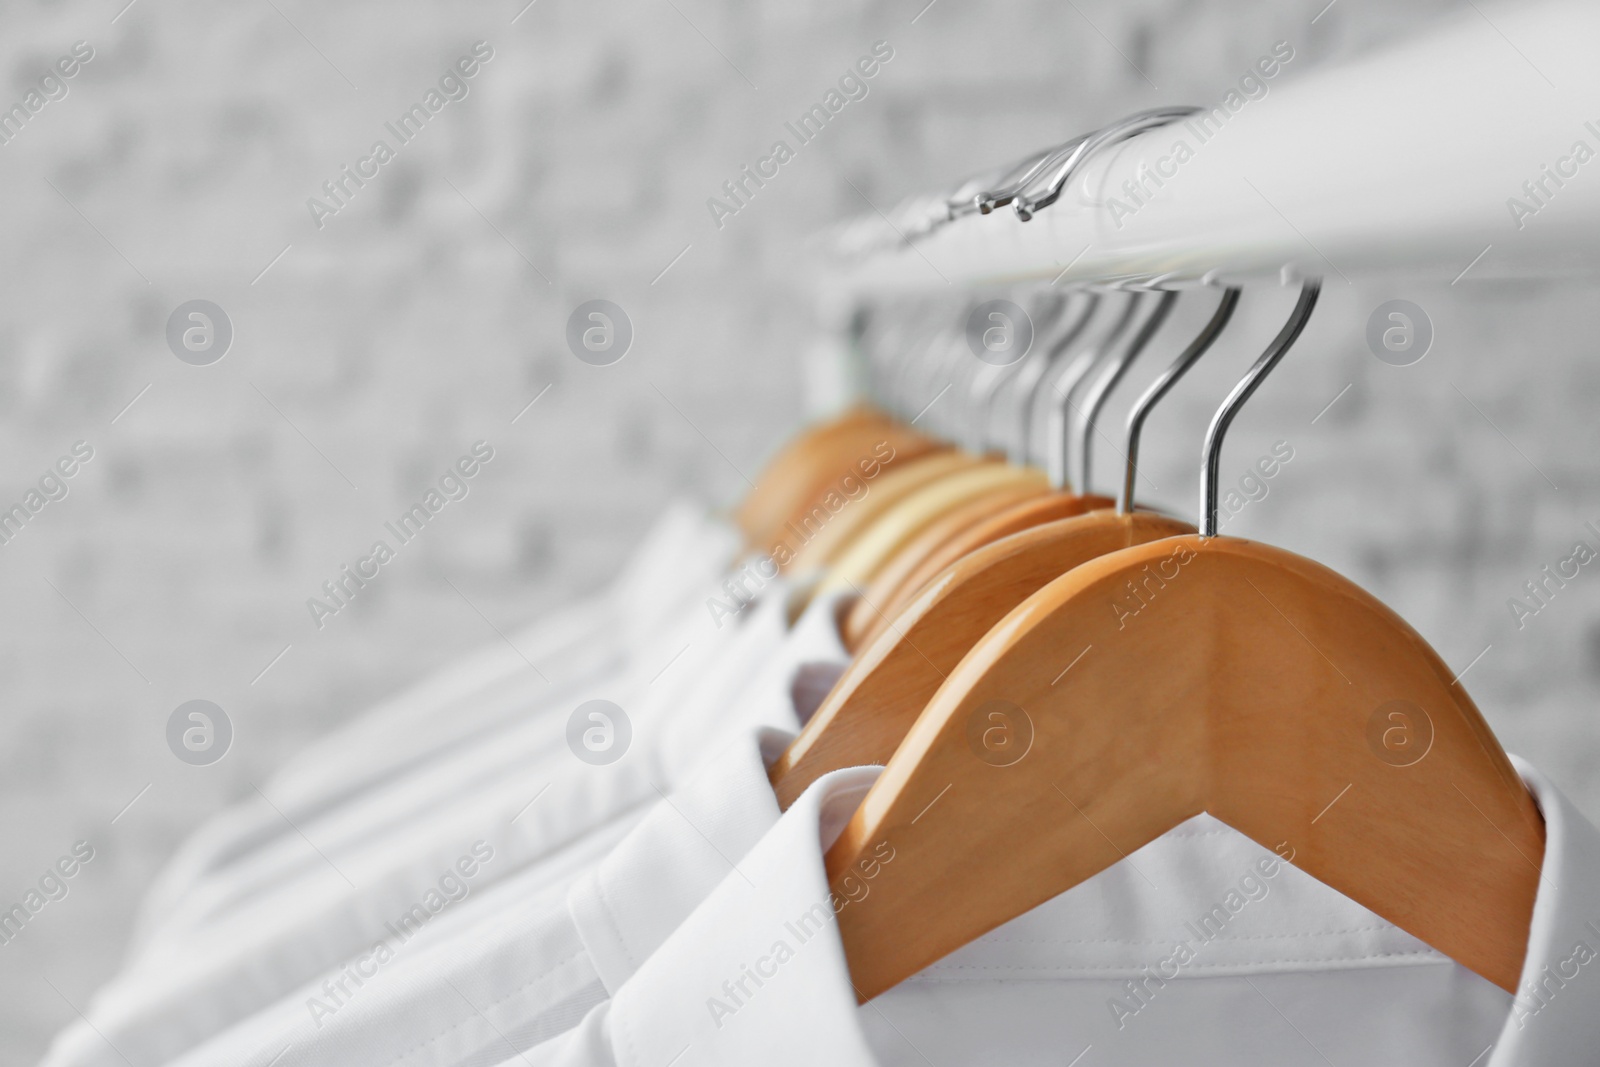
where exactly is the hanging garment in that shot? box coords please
[157,603,853,1067]
[165,727,796,1067]
[133,501,739,942]
[41,574,850,1067]
[146,562,771,945]
[496,758,1600,1067]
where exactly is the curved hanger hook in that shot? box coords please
[922,307,976,440]
[1199,281,1321,537]
[967,290,1066,454]
[888,303,951,424]
[971,136,1088,216]
[1015,292,1101,466]
[981,290,1068,456]
[1117,287,1241,515]
[956,337,1001,452]
[1073,290,1176,495]
[1014,106,1200,221]
[1045,292,1140,489]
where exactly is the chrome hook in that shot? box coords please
[971,136,1088,217]
[1008,292,1101,466]
[1199,281,1321,537]
[1073,290,1176,494]
[986,292,1102,469]
[980,290,1070,456]
[1014,106,1200,221]
[1044,291,1140,489]
[1118,287,1240,515]
[966,289,1069,453]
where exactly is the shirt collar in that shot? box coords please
[603,757,1600,1067]
[573,587,855,996]
[737,587,852,728]
[606,766,884,1067]
[655,586,850,775]
[1488,755,1600,1065]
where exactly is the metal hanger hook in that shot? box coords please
[1118,287,1241,515]
[970,137,1087,217]
[1014,106,1201,222]
[1045,291,1139,489]
[1199,281,1321,537]
[1073,290,1176,495]
[1017,292,1101,468]
[971,289,1068,454]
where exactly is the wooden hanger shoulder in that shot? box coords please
[771,510,1193,808]
[825,534,1542,1000]
[782,450,980,575]
[742,409,946,555]
[734,406,884,544]
[852,491,1115,650]
[812,463,1048,604]
[841,480,1050,650]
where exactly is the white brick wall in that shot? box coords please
[1,0,1595,1060]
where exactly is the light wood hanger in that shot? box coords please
[838,477,1051,644]
[805,462,1047,609]
[785,296,1034,580]
[736,306,971,551]
[846,491,1108,649]
[783,450,985,575]
[824,281,1543,1000]
[845,290,1176,649]
[772,510,1192,808]
[774,288,1240,806]
[827,295,1104,642]
[835,294,1117,646]
[735,406,947,556]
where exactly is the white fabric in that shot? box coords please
[42,506,741,1067]
[147,578,741,944]
[155,595,850,1067]
[135,502,737,940]
[167,728,794,1067]
[509,757,1600,1066]
[50,586,752,1067]
[45,583,851,1067]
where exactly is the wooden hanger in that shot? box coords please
[734,405,947,554]
[771,509,1192,807]
[735,405,883,544]
[809,295,1125,618]
[774,289,1240,805]
[783,300,1026,578]
[846,491,1108,649]
[782,450,985,574]
[835,294,1120,646]
[806,462,1048,608]
[839,477,1055,645]
[824,282,1543,1000]
[843,290,1178,649]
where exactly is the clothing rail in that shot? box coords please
[824,0,1600,293]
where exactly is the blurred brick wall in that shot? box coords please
[2,0,1595,1061]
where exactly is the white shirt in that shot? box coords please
[509,756,1600,1066]
[167,727,796,1067]
[44,584,850,1067]
[133,502,738,942]
[146,574,746,944]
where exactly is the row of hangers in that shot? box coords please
[727,109,1544,1003]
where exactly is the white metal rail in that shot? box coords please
[825,1,1600,292]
